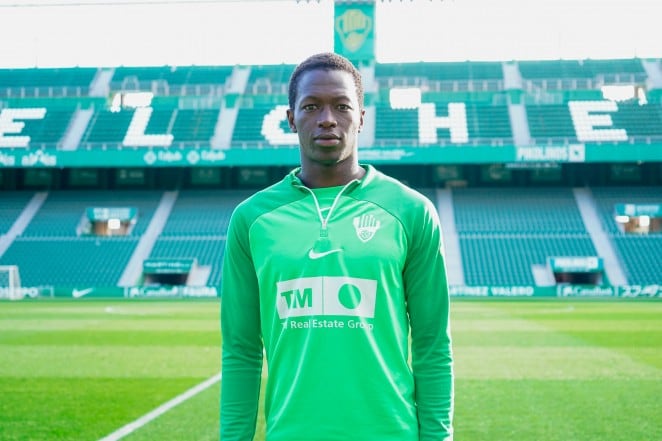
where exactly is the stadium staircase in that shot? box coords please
[61,107,94,150]
[210,65,249,149]
[0,192,47,257]
[573,188,627,285]
[118,191,178,287]
[435,189,465,286]
[89,68,114,97]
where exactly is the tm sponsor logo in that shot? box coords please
[276,276,377,321]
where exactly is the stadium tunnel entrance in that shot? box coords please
[141,258,210,287]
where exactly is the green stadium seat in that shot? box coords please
[375,61,504,92]
[0,190,163,287]
[453,187,597,285]
[82,110,135,147]
[247,64,296,94]
[519,60,594,80]
[170,109,219,143]
[0,237,139,287]
[584,186,661,284]
[610,103,662,138]
[374,100,512,146]
[0,106,76,148]
[231,105,295,147]
[160,190,252,236]
[591,186,662,235]
[21,190,161,237]
[519,59,647,91]
[0,67,97,98]
[460,233,597,285]
[375,61,503,81]
[374,106,419,143]
[453,187,587,233]
[612,235,662,284]
[526,104,578,143]
[148,189,253,286]
[109,66,234,96]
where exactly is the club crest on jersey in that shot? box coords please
[353,214,381,243]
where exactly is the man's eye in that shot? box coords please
[302,104,317,111]
[337,104,350,111]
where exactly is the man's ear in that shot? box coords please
[286,108,297,132]
[358,108,366,132]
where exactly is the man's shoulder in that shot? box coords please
[231,175,300,222]
[363,167,435,210]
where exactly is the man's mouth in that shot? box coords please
[314,134,341,146]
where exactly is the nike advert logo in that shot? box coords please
[308,248,343,260]
[72,288,93,298]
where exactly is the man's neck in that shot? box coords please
[298,162,365,188]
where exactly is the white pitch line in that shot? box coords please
[98,373,221,441]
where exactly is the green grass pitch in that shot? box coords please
[0,298,660,440]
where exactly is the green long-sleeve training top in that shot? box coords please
[221,165,453,441]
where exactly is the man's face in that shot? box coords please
[287,69,364,168]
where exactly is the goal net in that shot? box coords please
[0,265,22,300]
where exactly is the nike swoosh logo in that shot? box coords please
[308,248,343,260]
[72,288,93,298]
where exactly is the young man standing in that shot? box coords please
[221,52,453,441]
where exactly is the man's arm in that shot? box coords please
[221,208,263,441]
[403,199,454,441]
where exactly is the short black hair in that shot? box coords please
[288,52,364,110]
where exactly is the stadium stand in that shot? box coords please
[461,233,598,286]
[170,109,219,144]
[374,106,418,144]
[109,65,234,96]
[1,236,139,287]
[246,64,296,95]
[611,235,662,284]
[232,106,284,146]
[0,192,34,233]
[526,104,578,143]
[590,186,662,284]
[610,102,662,138]
[81,109,135,147]
[374,61,503,91]
[20,190,160,236]
[374,91,512,147]
[0,190,161,286]
[1,57,661,292]
[0,67,97,98]
[146,190,253,286]
[453,187,600,285]
[590,186,662,234]
[526,100,662,145]
[518,58,647,90]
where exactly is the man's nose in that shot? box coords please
[317,106,337,127]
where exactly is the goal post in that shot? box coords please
[0,265,22,300]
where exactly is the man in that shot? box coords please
[221,52,453,441]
